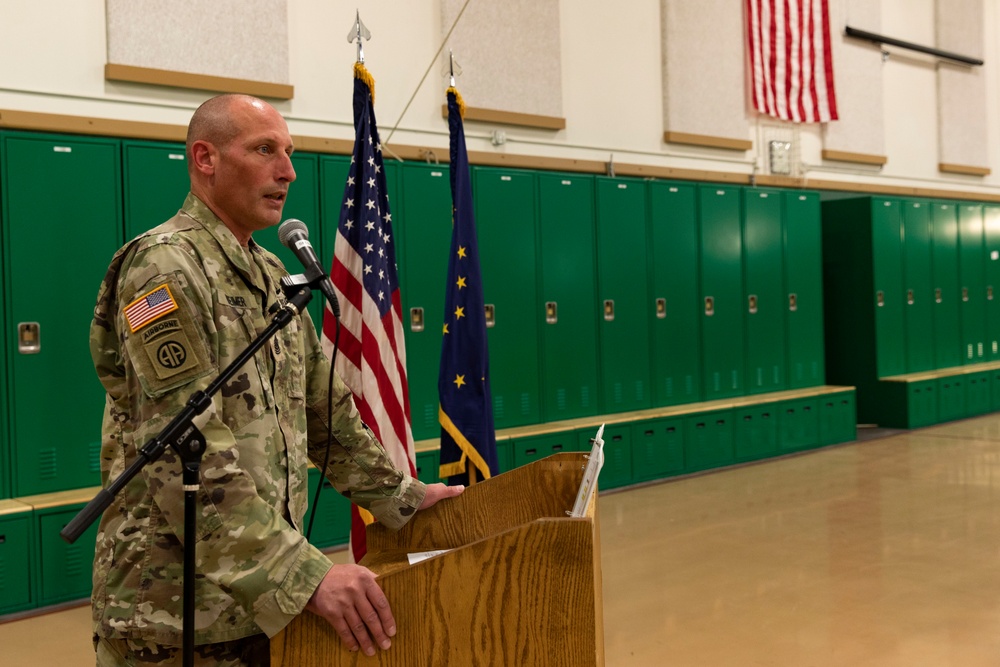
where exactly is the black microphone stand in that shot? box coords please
[61,280,314,667]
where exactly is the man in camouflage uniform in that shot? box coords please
[90,94,462,666]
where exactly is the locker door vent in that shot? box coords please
[39,448,58,480]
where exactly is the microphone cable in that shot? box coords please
[306,310,340,543]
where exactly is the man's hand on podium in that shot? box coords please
[305,484,463,656]
[419,482,465,509]
[306,563,395,657]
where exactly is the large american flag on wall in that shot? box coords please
[746,0,839,123]
[324,63,416,562]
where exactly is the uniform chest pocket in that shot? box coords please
[215,298,272,433]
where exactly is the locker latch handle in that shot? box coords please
[545,301,558,324]
[705,296,714,316]
[655,298,666,319]
[485,304,496,328]
[788,293,797,312]
[935,288,942,303]
[603,300,615,321]
[907,289,914,305]
[963,287,969,302]
[989,286,994,301]
[409,307,424,332]
[18,322,40,354]
[748,294,758,314]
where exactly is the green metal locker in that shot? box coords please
[871,198,906,377]
[783,192,825,388]
[684,409,734,472]
[512,431,576,469]
[931,203,963,368]
[631,417,684,482]
[958,204,987,363]
[414,450,442,484]
[938,377,966,421]
[734,403,778,462]
[983,205,1000,361]
[991,369,1000,411]
[36,505,99,605]
[122,140,190,240]
[537,173,599,421]
[306,468,351,549]
[396,163,452,441]
[699,185,744,399]
[0,244,7,498]
[595,177,652,412]
[0,508,33,613]
[648,181,701,406]
[778,398,819,452]
[965,372,991,417]
[474,167,541,428]
[2,132,122,495]
[742,188,785,394]
[818,391,856,445]
[902,201,934,372]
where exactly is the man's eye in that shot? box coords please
[258,145,271,155]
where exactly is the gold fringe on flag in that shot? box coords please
[354,62,376,104]
[447,86,466,119]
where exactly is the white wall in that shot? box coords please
[1,0,999,196]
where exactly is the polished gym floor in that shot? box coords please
[3,415,1000,666]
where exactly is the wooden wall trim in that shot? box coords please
[3,108,1000,203]
[440,105,566,130]
[939,162,991,177]
[0,109,187,142]
[821,149,888,166]
[664,131,753,151]
[105,63,294,100]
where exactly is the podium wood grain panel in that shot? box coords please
[271,453,604,666]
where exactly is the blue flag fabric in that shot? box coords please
[438,88,499,484]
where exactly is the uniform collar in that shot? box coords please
[182,193,266,290]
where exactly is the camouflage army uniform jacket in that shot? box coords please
[90,193,426,646]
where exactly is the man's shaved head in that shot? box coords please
[185,94,260,171]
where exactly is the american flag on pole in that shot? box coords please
[746,0,839,123]
[324,63,416,563]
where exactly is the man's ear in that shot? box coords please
[190,140,217,176]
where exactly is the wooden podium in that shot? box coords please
[271,452,605,666]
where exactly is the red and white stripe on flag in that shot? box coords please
[747,0,839,123]
[322,66,416,564]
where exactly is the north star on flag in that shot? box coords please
[323,63,416,563]
[437,87,499,485]
[746,0,839,123]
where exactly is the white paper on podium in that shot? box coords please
[406,549,451,565]
[570,424,605,518]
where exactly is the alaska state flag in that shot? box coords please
[438,87,499,484]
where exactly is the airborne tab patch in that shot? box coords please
[125,283,179,332]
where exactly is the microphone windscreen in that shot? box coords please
[278,218,308,248]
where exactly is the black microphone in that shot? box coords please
[277,218,341,319]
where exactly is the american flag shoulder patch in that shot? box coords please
[124,283,179,333]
